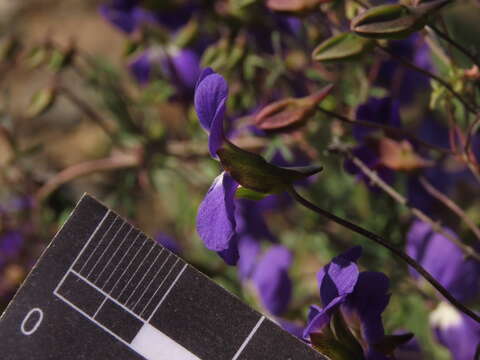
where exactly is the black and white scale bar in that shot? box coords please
[0,195,326,360]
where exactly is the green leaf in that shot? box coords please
[351,0,451,39]
[26,87,56,118]
[312,32,375,62]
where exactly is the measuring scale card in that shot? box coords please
[0,195,325,359]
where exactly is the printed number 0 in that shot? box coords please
[21,308,44,335]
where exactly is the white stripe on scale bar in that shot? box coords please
[125,248,164,307]
[108,234,147,294]
[117,242,156,299]
[86,222,128,279]
[145,261,187,321]
[95,226,134,286]
[132,252,171,312]
[102,232,141,290]
[231,316,265,360]
[78,214,118,274]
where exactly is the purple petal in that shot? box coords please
[344,271,390,345]
[252,246,293,315]
[235,199,277,243]
[237,235,261,280]
[128,51,151,85]
[406,220,480,302]
[277,319,305,339]
[194,70,228,132]
[99,2,138,33]
[196,172,238,252]
[431,302,480,360]
[218,236,239,266]
[303,306,330,339]
[317,246,362,306]
[163,49,201,92]
[208,97,226,158]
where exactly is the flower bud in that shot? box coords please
[379,138,432,171]
[266,0,331,14]
[254,84,333,132]
[312,32,375,62]
[351,0,451,39]
[217,141,322,194]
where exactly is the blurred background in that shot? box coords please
[1,1,480,359]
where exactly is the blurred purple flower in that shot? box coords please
[406,220,480,302]
[0,230,23,268]
[354,97,401,141]
[251,245,293,315]
[128,48,201,96]
[99,0,147,34]
[155,233,182,255]
[430,302,480,360]
[375,34,432,104]
[344,142,395,190]
[100,0,195,33]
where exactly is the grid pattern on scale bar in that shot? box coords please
[52,201,326,360]
[54,211,186,323]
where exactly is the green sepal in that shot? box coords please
[217,141,322,194]
[312,32,375,62]
[310,325,366,360]
[235,186,269,201]
[0,35,20,63]
[372,333,415,356]
[331,312,365,358]
[351,0,451,39]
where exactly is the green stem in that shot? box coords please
[288,187,480,325]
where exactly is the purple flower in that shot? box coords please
[304,246,362,337]
[129,51,152,85]
[251,245,293,315]
[304,247,396,360]
[430,302,480,360]
[194,68,319,265]
[406,220,480,302]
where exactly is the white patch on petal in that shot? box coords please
[429,302,462,330]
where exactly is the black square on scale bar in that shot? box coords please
[150,266,261,360]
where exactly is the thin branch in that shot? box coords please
[465,115,480,158]
[330,145,480,262]
[419,176,480,242]
[376,44,478,115]
[288,186,480,324]
[428,24,480,69]
[35,152,140,202]
[57,85,117,142]
[317,107,454,155]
